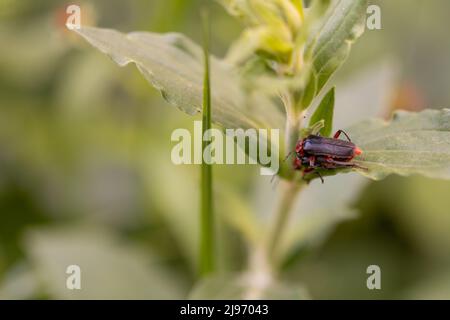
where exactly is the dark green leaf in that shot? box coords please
[309,87,335,137]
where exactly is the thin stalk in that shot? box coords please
[267,95,305,266]
[267,180,303,265]
[199,9,214,276]
[285,114,302,157]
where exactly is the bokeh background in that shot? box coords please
[1,0,450,299]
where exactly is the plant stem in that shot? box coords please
[267,96,305,267]
[285,114,301,157]
[267,180,303,265]
[199,9,214,276]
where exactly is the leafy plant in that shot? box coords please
[70,0,450,299]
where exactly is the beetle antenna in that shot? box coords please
[334,129,352,142]
[353,163,369,171]
[283,151,294,163]
[341,130,352,142]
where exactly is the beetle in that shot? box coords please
[292,130,366,182]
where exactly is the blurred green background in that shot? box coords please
[1,0,450,299]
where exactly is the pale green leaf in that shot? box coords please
[73,26,284,131]
[348,109,450,180]
[299,72,316,110]
[305,0,367,96]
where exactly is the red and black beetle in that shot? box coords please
[293,130,366,182]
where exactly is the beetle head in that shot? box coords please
[295,139,304,155]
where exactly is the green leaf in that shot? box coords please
[309,86,335,137]
[347,109,450,180]
[72,27,284,131]
[305,0,367,96]
[189,274,309,299]
[218,0,301,31]
[299,73,316,110]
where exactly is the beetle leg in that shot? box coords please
[302,167,315,177]
[301,168,314,184]
[303,168,314,174]
[349,163,369,171]
[324,159,369,171]
[302,168,325,184]
[333,129,352,142]
[332,160,368,171]
[293,156,302,170]
[315,171,324,184]
[328,159,355,166]
[309,156,316,167]
[283,151,294,163]
[295,139,304,154]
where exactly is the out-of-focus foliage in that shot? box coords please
[1,0,450,300]
[189,273,309,300]
[26,227,183,299]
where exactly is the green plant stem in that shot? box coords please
[267,102,305,266]
[285,115,301,157]
[199,9,214,276]
[267,180,303,265]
